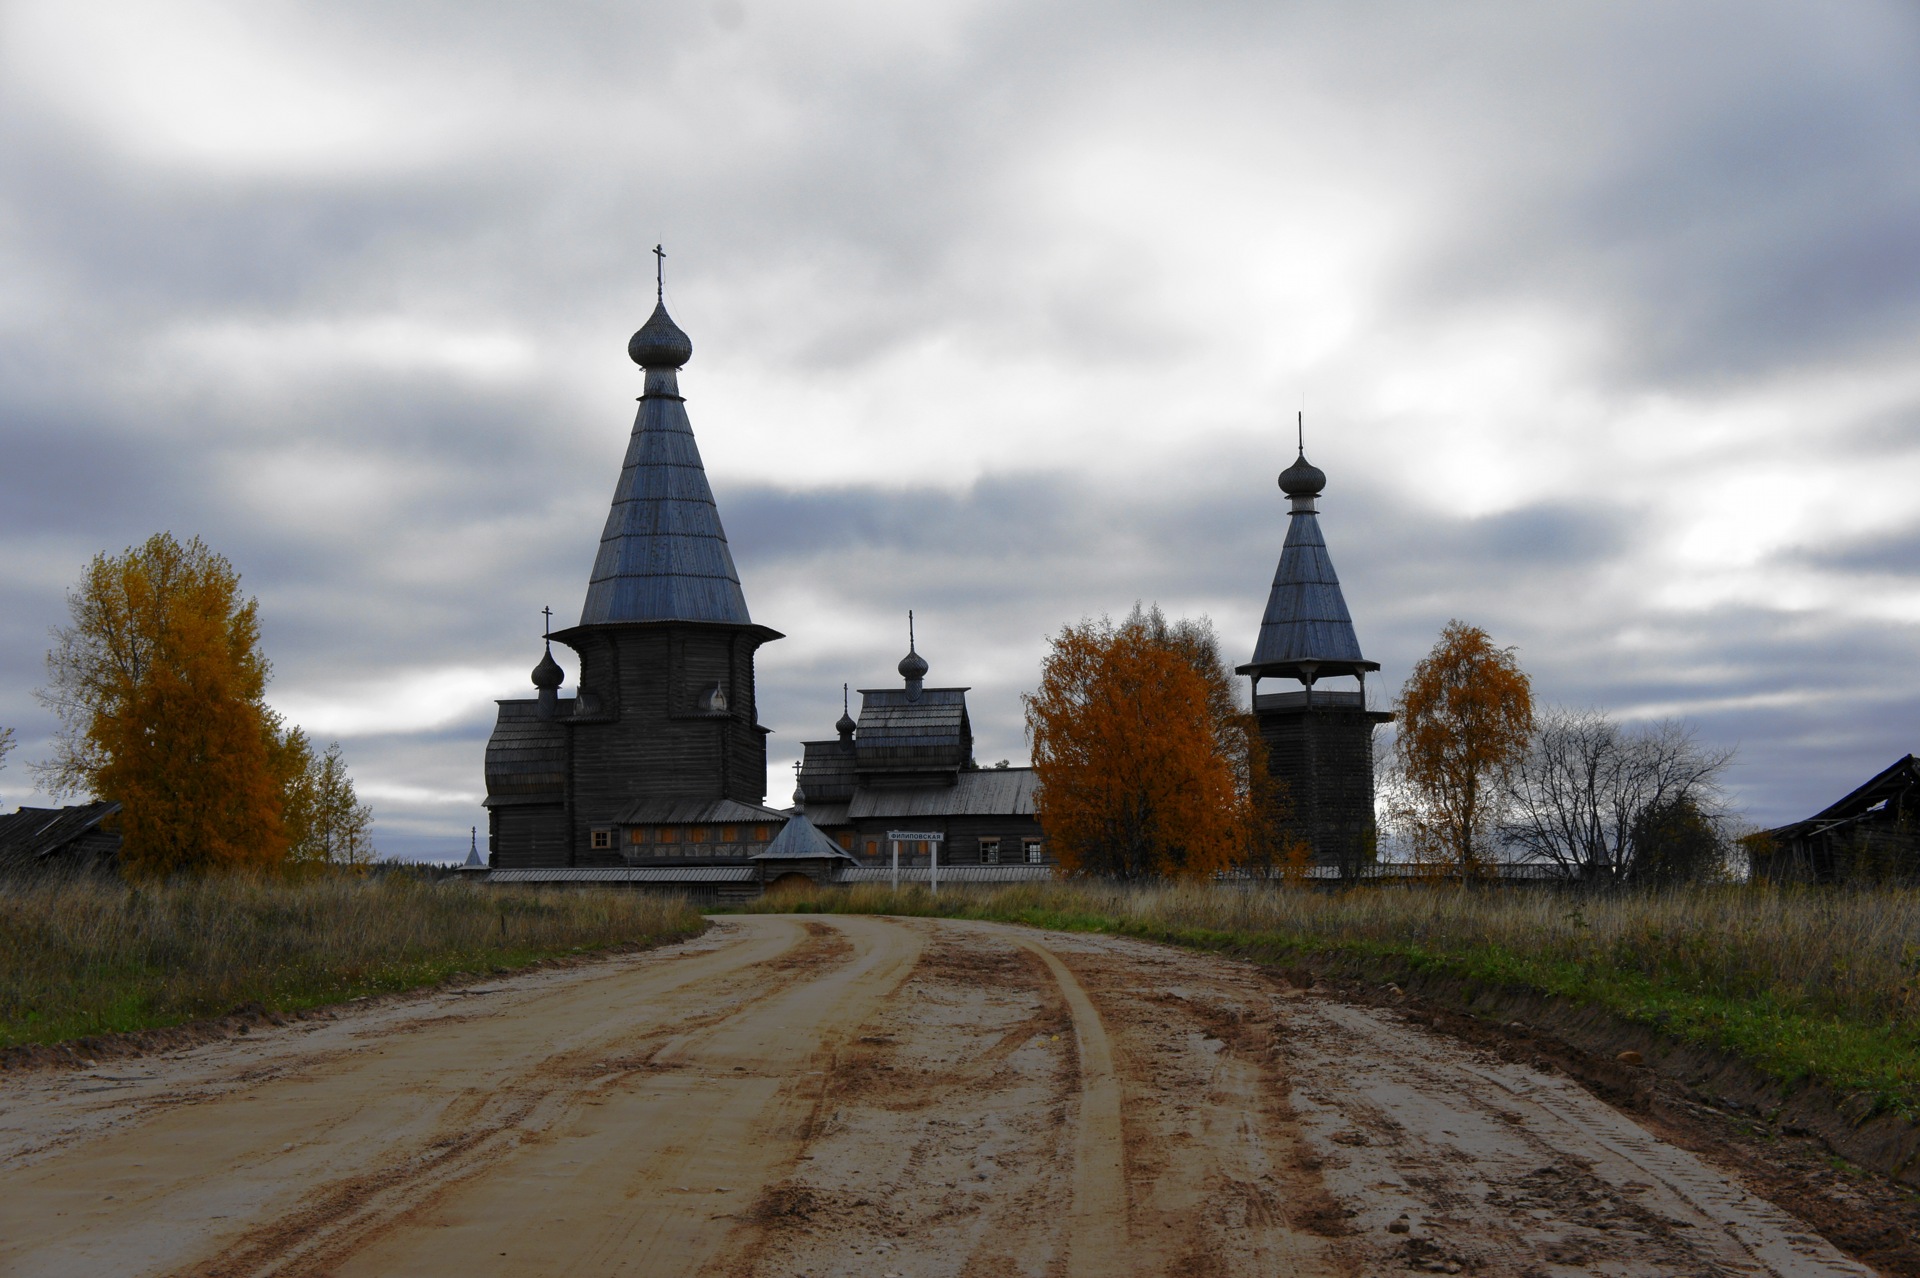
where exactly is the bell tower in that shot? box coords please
[1235,420,1391,873]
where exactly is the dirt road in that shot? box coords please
[0,914,1877,1277]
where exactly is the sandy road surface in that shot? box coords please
[0,915,1875,1277]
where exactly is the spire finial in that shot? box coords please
[653,244,665,301]
[1297,408,1304,457]
[898,610,929,696]
[542,604,553,645]
[836,681,857,742]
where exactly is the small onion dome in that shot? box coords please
[791,781,807,812]
[531,645,564,690]
[836,709,857,737]
[898,648,929,681]
[1279,451,1326,498]
[628,300,693,368]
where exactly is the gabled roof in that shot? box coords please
[853,686,972,775]
[578,316,754,627]
[1238,470,1376,682]
[612,796,790,826]
[847,768,1038,818]
[1768,754,1919,841]
[0,801,121,866]
[798,739,858,802]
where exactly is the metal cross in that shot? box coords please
[653,244,665,300]
[541,605,553,639]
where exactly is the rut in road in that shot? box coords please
[0,914,1879,1278]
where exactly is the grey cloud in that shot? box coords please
[5,0,1920,857]
[1791,525,1920,577]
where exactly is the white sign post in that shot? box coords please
[886,830,946,894]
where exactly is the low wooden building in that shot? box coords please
[1753,754,1919,884]
[0,801,122,875]
[795,641,1049,872]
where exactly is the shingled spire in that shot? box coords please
[578,282,752,626]
[1236,429,1379,687]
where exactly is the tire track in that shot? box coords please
[325,915,926,1278]
[175,921,863,1278]
[1013,937,1132,1278]
[0,917,825,1278]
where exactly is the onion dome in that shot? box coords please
[836,708,857,737]
[531,645,564,690]
[1279,451,1326,498]
[898,648,929,681]
[627,300,693,369]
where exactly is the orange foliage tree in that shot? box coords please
[1390,620,1533,878]
[38,534,293,874]
[1023,606,1256,880]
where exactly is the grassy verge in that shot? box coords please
[732,881,1920,1119]
[0,874,706,1049]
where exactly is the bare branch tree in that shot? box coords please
[1502,707,1732,882]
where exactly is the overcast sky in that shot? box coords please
[3,1,1918,860]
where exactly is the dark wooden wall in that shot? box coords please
[1257,702,1379,869]
[563,621,771,850]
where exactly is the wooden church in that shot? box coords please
[482,276,1043,893]
[484,272,1380,888]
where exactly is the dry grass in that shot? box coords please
[745,881,1920,1112]
[0,873,705,1048]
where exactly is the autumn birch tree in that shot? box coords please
[36,533,370,875]
[1390,620,1533,879]
[1024,607,1255,879]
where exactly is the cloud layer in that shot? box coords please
[3,1,1918,856]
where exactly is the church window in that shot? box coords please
[865,839,878,856]
[837,831,854,850]
[659,827,679,844]
[1024,839,1043,863]
[753,825,771,841]
[722,825,739,841]
[590,828,613,851]
[690,826,709,843]
[979,838,1001,864]
[628,827,648,845]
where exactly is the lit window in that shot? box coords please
[660,827,679,844]
[837,831,854,849]
[722,825,739,842]
[628,827,647,845]
[690,827,708,843]
[865,839,878,856]
[980,838,1001,864]
[590,829,613,850]
[1024,839,1043,864]
[753,825,770,841]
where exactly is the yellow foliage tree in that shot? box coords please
[277,727,376,868]
[1024,607,1255,880]
[1390,619,1534,879]
[37,534,324,875]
